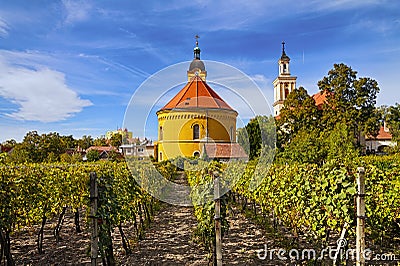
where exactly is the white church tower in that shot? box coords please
[273,41,297,116]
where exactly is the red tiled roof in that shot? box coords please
[367,126,392,140]
[87,146,117,152]
[203,143,248,159]
[312,90,329,107]
[159,76,235,112]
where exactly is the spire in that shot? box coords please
[194,34,201,59]
[280,40,290,61]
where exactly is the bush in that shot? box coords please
[86,150,100,162]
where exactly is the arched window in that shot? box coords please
[159,152,163,161]
[193,151,200,157]
[284,83,289,99]
[230,126,234,142]
[159,126,163,140]
[193,124,200,140]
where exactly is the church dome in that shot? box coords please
[189,59,206,71]
[158,75,236,112]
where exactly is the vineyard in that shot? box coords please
[0,160,176,265]
[185,155,400,264]
[0,155,399,265]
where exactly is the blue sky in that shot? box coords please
[0,0,399,142]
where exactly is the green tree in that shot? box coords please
[110,134,122,148]
[278,129,324,165]
[20,131,44,162]
[237,115,276,160]
[107,150,121,161]
[60,135,76,150]
[318,63,380,145]
[238,118,260,160]
[385,103,400,152]
[60,153,72,163]
[71,152,83,162]
[276,87,321,147]
[40,132,66,161]
[86,149,100,162]
[324,122,358,162]
[7,143,30,163]
[94,137,108,147]
[77,135,94,150]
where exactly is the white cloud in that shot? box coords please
[249,74,271,90]
[0,17,9,37]
[0,60,92,122]
[62,0,92,25]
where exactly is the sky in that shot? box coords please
[0,0,399,142]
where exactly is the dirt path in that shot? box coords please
[121,172,208,265]
[121,204,209,265]
[121,173,272,265]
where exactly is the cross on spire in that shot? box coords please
[195,34,200,47]
[282,41,286,54]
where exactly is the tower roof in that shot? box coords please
[189,35,205,71]
[158,76,236,112]
[280,41,290,61]
[189,59,206,71]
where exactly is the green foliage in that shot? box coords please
[107,150,121,162]
[6,131,82,163]
[86,149,100,162]
[0,161,159,264]
[238,117,260,160]
[110,134,122,148]
[358,155,400,240]
[318,63,380,141]
[77,135,93,150]
[224,156,400,245]
[155,159,178,180]
[278,129,325,165]
[0,153,7,164]
[93,137,108,147]
[59,153,72,163]
[324,122,358,162]
[237,115,276,160]
[385,103,400,152]
[7,143,31,163]
[186,161,229,257]
[71,152,83,162]
[277,87,321,146]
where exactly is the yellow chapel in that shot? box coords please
[155,40,247,162]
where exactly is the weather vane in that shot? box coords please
[195,34,200,46]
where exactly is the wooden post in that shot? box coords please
[356,167,365,266]
[90,172,98,266]
[213,171,222,266]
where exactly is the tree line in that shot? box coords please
[238,63,400,164]
[0,131,123,163]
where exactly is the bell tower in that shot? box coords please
[187,35,207,81]
[273,41,297,116]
